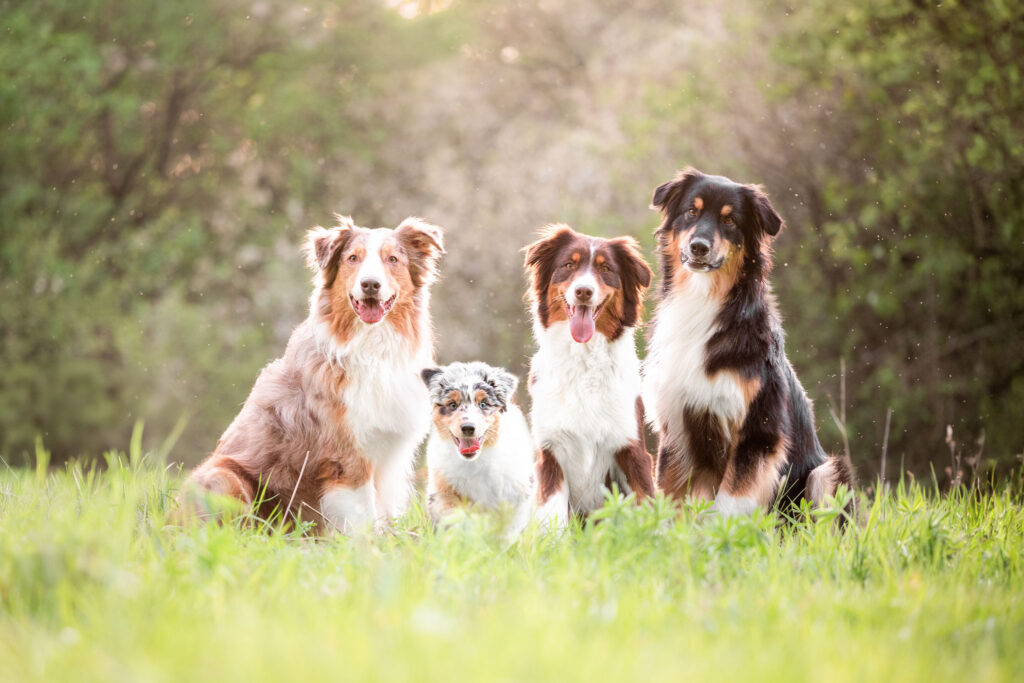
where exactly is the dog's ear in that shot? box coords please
[522,225,577,325]
[610,236,653,291]
[610,236,653,329]
[421,367,443,390]
[304,216,356,284]
[651,167,703,219]
[744,185,784,238]
[396,217,445,287]
[482,366,519,412]
[523,224,575,269]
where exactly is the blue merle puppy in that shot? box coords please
[421,362,536,537]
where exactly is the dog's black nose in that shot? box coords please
[360,277,381,296]
[574,285,594,302]
[689,239,710,259]
[461,423,476,436]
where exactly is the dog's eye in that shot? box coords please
[722,216,734,225]
[600,264,611,273]
[347,254,359,262]
[446,401,458,411]
[687,207,699,218]
[564,261,575,269]
[387,255,399,264]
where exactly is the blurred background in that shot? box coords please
[2,0,1021,481]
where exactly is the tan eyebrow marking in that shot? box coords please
[694,197,704,210]
[721,205,733,216]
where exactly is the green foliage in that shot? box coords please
[0,0,456,461]
[2,456,1023,681]
[766,0,1024,473]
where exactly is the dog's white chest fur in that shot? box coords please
[318,320,431,463]
[427,405,535,508]
[529,322,642,512]
[642,275,746,440]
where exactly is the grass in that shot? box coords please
[1,438,1022,682]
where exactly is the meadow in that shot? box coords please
[2,434,1022,682]
[3,2,1021,681]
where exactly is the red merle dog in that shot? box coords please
[524,224,655,528]
[641,168,854,517]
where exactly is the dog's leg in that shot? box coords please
[426,490,458,527]
[535,448,569,530]
[715,431,788,518]
[317,455,379,534]
[319,481,378,535]
[614,442,655,499]
[806,455,855,506]
[505,492,534,541]
[175,456,256,523]
[655,437,717,503]
[426,471,464,527]
[655,438,685,497]
[373,448,415,521]
[617,397,655,499]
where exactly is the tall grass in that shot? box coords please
[1,441,1022,682]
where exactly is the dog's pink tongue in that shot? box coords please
[457,437,482,456]
[357,300,385,324]
[569,306,595,343]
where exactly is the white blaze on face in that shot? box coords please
[350,229,395,302]
[349,229,399,325]
[567,240,604,343]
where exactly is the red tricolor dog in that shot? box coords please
[180,215,444,533]
[642,168,853,516]
[524,224,654,527]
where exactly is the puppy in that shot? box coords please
[524,225,655,528]
[642,168,854,516]
[422,362,535,537]
[179,215,444,534]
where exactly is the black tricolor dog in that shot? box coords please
[641,167,854,517]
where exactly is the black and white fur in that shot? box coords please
[642,168,855,517]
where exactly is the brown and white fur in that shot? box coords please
[524,224,655,529]
[178,215,444,534]
[422,362,535,538]
[642,168,854,517]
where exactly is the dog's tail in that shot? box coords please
[806,454,857,522]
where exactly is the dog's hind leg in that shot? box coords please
[806,455,855,505]
[175,456,256,524]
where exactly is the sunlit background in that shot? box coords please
[2,0,1021,480]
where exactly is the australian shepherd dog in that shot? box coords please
[642,168,854,517]
[422,362,535,537]
[179,215,445,534]
[524,225,655,528]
